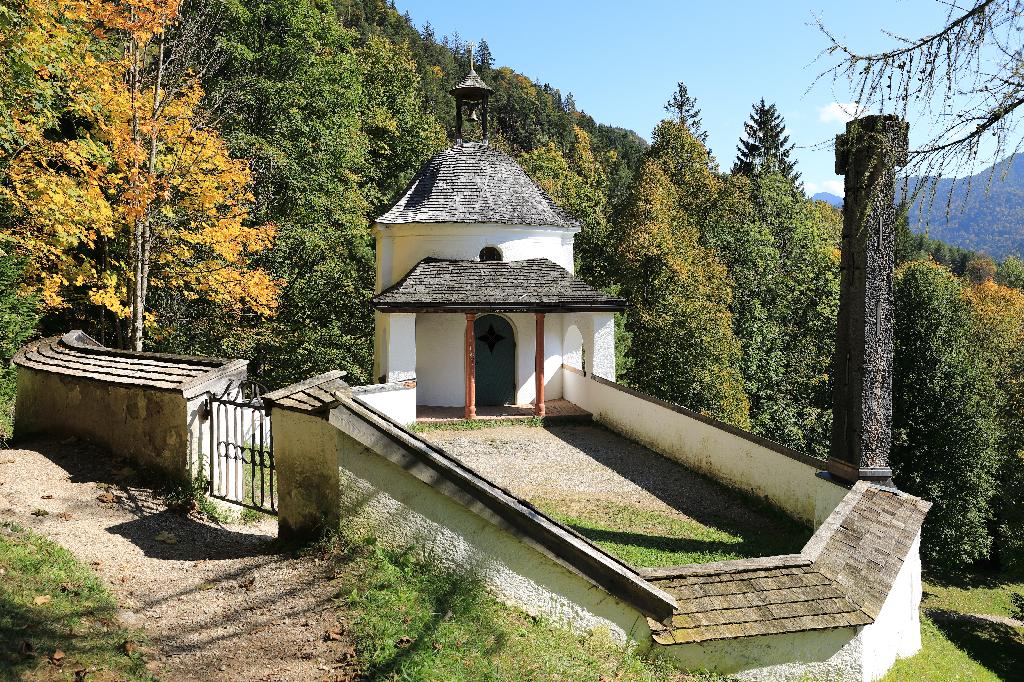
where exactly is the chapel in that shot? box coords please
[371,61,623,419]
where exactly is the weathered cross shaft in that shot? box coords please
[828,115,909,485]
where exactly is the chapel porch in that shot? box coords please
[371,257,625,422]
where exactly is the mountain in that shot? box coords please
[812,192,843,209]
[908,155,1024,259]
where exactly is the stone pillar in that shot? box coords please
[464,313,476,420]
[828,115,909,485]
[534,313,546,417]
[384,313,416,383]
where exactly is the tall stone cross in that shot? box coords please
[828,115,909,486]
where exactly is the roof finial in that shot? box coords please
[467,41,475,71]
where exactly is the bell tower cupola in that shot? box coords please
[451,43,493,144]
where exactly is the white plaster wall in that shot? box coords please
[352,384,417,426]
[383,313,416,382]
[659,625,866,682]
[859,533,924,681]
[415,313,465,407]
[562,371,846,526]
[275,408,652,642]
[415,312,566,407]
[376,223,578,291]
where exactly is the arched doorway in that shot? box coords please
[474,314,515,405]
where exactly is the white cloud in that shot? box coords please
[804,179,845,197]
[818,102,868,125]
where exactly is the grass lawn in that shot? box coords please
[531,497,811,568]
[0,522,151,681]
[324,536,729,682]
[882,567,1024,682]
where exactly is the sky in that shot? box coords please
[393,0,955,198]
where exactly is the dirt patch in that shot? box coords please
[0,439,357,682]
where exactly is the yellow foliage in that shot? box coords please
[2,0,278,336]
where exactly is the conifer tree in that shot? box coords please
[732,99,799,184]
[664,81,706,143]
[476,39,493,70]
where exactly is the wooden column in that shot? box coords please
[534,313,545,417]
[464,313,476,420]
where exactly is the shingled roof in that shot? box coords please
[375,143,580,230]
[371,258,625,312]
[647,482,930,644]
[14,331,246,397]
[262,370,349,413]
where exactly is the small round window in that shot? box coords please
[479,246,503,262]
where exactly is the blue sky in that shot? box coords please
[394,1,953,197]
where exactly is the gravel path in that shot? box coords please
[424,424,792,533]
[0,439,355,682]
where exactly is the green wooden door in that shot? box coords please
[475,315,515,406]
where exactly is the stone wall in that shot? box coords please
[13,332,246,480]
[15,368,190,478]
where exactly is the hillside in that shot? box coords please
[908,155,1024,259]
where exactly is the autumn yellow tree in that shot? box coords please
[1,0,277,349]
[615,120,750,427]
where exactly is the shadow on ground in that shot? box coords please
[14,438,275,561]
[930,613,1024,681]
[538,424,810,547]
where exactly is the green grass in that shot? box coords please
[882,616,1022,682]
[413,417,546,432]
[323,535,730,682]
[532,498,810,568]
[922,571,1024,621]
[882,567,1024,681]
[0,522,151,681]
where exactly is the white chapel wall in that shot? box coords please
[414,312,566,408]
[378,223,577,289]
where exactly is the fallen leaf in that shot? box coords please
[96,492,118,504]
[56,512,73,521]
[197,581,216,591]
[33,595,52,606]
[50,649,65,664]
[325,627,345,642]
[120,640,137,656]
[41,495,53,500]
[153,531,177,545]
[31,509,49,517]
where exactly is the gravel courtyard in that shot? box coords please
[423,423,809,566]
[0,439,354,681]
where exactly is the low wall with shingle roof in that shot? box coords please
[649,482,929,680]
[269,368,930,681]
[13,332,247,478]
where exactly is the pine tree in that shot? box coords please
[421,21,435,44]
[664,81,706,143]
[476,39,493,70]
[732,99,799,184]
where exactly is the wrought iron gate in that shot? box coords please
[206,380,276,514]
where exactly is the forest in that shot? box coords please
[1,0,1023,575]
